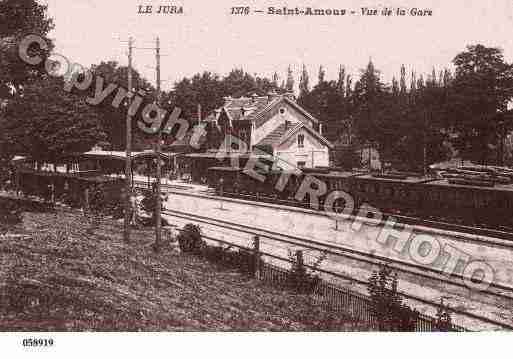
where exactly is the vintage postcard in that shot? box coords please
[1,0,513,356]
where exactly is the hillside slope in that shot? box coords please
[0,208,362,331]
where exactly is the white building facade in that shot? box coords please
[206,92,333,169]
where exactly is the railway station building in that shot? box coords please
[203,91,333,170]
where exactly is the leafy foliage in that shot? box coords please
[169,68,282,122]
[449,45,513,164]
[367,265,419,331]
[139,186,169,227]
[177,223,204,254]
[295,47,511,171]
[286,250,325,294]
[0,0,54,98]
[0,200,22,233]
[2,76,105,162]
[203,245,259,276]
[434,299,453,332]
[88,61,155,150]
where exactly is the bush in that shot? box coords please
[0,200,22,232]
[177,223,204,254]
[286,250,324,294]
[140,187,169,227]
[203,245,259,275]
[332,146,362,170]
[368,265,419,331]
[434,299,453,331]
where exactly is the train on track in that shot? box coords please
[206,166,513,230]
[13,168,125,211]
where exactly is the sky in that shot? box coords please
[41,0,513,91]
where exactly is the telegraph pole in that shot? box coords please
[124,36,133,242]
[154,36,162,251]
[423,110,428,176]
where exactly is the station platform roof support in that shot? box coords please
[11,150,180,191]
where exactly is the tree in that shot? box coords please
[0,0,54,98]
[170,71,224,123]
[345,74,353,98]
[352,60,389,155]
[336,65,345,97]
[318,65,326,84]
[2,76,105,163]
[89,61,155,150]
[449,44,513,164]
[368,265,419,331]
[222,68,258,98]
[0,0,54,172]
[272,71,279,88]
[298,64,310,98]
[299,78,340,141]
[391,76,399,96]
[399,65,407,96]
[285,65,294,91]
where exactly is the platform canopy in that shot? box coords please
[81,150,179,162]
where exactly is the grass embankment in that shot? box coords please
[0,207,366,331]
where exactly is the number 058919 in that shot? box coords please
[22,338,54,347]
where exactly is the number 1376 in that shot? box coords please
[231,7,250,15]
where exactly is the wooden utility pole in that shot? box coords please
[197,103,202,125]
[423,110,428,176]
[154,36,162,251]
[124,36,133,242]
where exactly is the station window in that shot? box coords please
[298,134,305,148]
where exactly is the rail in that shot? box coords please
[165,208,513,330]
[174,226,468,332]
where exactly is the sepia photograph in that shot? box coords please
[1,0,513,356]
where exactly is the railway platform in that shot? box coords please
[161,189,513,330]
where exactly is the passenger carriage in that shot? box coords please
[206,164,513,230]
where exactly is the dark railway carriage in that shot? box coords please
[423,179,513,227]
[206,165,513,230]
[269,170,305,201]
[308,171,358,210]
[16,168,125,209]
[207,166,304,201]
[206,167,240,194]
[348,174,429,215]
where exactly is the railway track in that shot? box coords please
[137,181,513,251]
[217,191,513,243]
[161,207,513,330]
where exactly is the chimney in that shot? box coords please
[267,90,278,103]
[223,96,232,105]
[284,91,296,102]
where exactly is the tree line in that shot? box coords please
[1,0,513,173]
[296,53,513,171]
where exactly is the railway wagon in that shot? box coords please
[206,167,240,195]
[207,166,305,201]
[421,179,513,228]
[207,165,513,230]
[344,174,428,215]
[313,172,513,228]
[16,168,125,208]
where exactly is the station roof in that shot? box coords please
[81,150,178,161]
[182,152,273,159]
[354,173,431,184]
[426,179,513,192]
